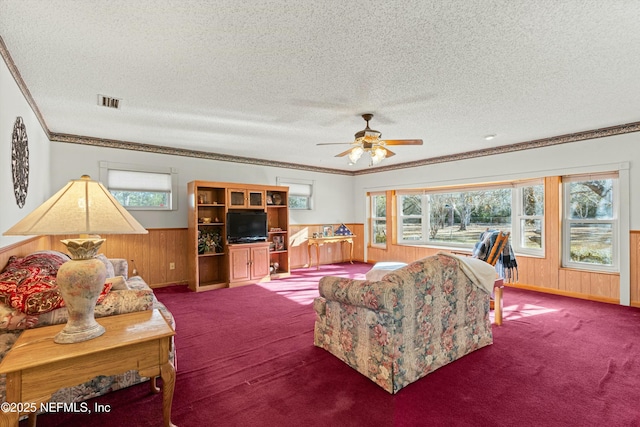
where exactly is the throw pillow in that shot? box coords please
[0,252,113,315]
[15,277,113,315]
[106,275,128,291]
[1,251,69,276]
[17,272,63,315]
[96,254,116,279]
[0,251,70,312]
[1,255,23,273]
[0,302,38,330]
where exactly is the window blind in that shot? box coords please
[108,170,172,192]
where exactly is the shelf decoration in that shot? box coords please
[272,235,285,251]
[198,229,223,254]
[334,224,353,236]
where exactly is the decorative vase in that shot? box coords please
[54,238,107,344]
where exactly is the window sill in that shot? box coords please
[560,266,619,276]
[396,242,545,259]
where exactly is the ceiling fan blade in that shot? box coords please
[383,139,423,146]
[316,142,353,146]
[384,148,396,157]
[335,148,354,157]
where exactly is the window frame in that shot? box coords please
[99,161,178,211]
[512,180,545,256]
[396,179,545,256]
[397,191,427,244]
[561,172,619,273]
[369,192,387,248]
[277,177,314,210]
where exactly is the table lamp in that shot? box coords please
[3,175,148,343]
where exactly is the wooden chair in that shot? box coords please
[484,231,510,267]
[452,229,511,325]
[477,230,510,326]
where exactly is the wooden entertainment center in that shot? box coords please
[187,181,290,292]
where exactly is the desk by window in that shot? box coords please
[307,235,355,270]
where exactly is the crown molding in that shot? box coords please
[51,120,640,177]
[0,36,51,139]
[49,133,354,176]
[354,121,640,175]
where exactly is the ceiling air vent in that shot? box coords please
[97,94,121,109]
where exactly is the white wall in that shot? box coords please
[0,58,51,247]
[49,143,356,229]
[354,133,639,227]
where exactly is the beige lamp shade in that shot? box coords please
[3,175,147,344]
[4,175,148,236]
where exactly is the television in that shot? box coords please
[226,212,268,243]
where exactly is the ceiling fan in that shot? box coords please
[317,114,423,165]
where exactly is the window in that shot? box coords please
[562,173,618,272]
[396,180,544,254]
[398,187,512,248]
[99,162,177,210]
[369,192,387,246]
[277,178,313,210]
[399,193,424,241]
[513,181,544,255]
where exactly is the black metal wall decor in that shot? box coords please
[11,116,29,208]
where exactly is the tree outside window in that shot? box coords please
[370,193,387,246]
[399,193,422,241]
[563,176,617,269]
[518,184,544,252]
[110,191,169,208]
[398,188,514,248]
[397,181,545,256]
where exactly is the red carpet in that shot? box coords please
[28,263,640,426]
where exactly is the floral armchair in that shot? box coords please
[313,253,494,394]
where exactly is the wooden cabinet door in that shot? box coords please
[229,246,250,283]
[228,189,247,208]
[247,190,265,208]
[250,245,270,279]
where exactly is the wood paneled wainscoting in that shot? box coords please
[4,226,636,305]
[49,229,189,288]
[1,225,367,288]
[1,231,189,289]
[0,236,51,270]
[367,241,640,307]
[630,231,640,307]
[369,243,625,304]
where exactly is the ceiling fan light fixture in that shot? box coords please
[349,146,365,163]
[321,114,422,166]
[363,129,381,142]
[370,146,387,165]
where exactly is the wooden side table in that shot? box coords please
[0,309,176,427]
[307,236,355,270]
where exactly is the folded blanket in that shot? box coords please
[437,251,496,294]
[472,229,518,283]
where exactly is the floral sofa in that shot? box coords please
[0,250,175,410]
[313,253,495,394]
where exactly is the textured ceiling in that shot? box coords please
[1,1,640,172]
